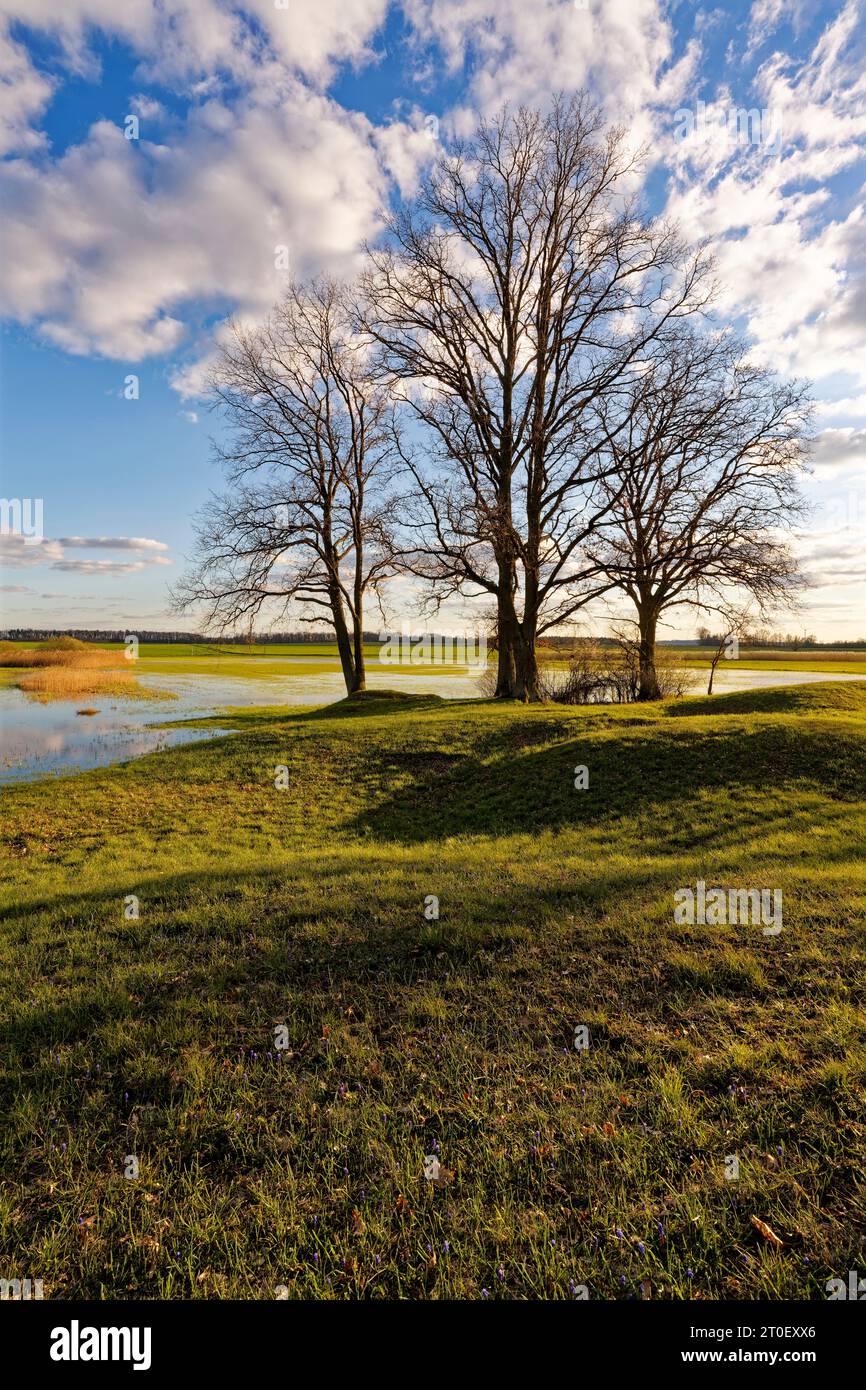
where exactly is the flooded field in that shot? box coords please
[1,661,865,784]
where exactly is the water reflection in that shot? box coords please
[1,664,863,785]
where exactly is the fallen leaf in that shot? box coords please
[750,1215,784,1247]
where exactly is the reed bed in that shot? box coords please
[0,640,170,702]
[15,667,162,701]
[0,640,118,669]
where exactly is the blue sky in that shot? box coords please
[1,0,865,637]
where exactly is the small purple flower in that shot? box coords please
[616,1228,624,1240]
[481,1288,490,1299]
[637,1242,645,1256]
[313,1252,320,1265]
[497,1266,505,1282]
[687,1268,694,1279]
[443,1241,450,1255]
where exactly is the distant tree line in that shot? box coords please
[175,95,815,702]
[0,628,380,645]
[696,627,822,648]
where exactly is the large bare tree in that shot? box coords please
[586,330,812,699]
[363,95,711,700]
[173,280,397,695]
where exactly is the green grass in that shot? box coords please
[8,637,866,679]
[680,648,866,676]
[1,640,486,682]
[1,683,865,1300]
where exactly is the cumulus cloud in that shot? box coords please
[0,30,54,156]
[0,89,393,361]
[404,0,692,133]
[660,1,866,410]
[809,426,866,477]
[0,0,390,91]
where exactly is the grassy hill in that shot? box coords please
[1,683,865,1299]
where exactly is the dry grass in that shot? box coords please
[0,641,118,670]
[0,640,167,702]
[15,667,161,701]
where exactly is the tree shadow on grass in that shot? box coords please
[0,854,816,1065]
[349,720,866,846]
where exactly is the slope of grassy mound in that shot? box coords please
[668,680,866,719]
[1,687,864,1300]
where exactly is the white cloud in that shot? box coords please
[0,30,54,156]
[0,89,391,361]
[51,558,162,574]
[57,536,170,551]
[0,536,64,567]
[808,426,866,478]
[661,2,866,397]
[405,0,690,129]
[0,533,172,573]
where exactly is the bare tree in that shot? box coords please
[701,600,758,695]
[173,280,397,695]
[587,331,812,699]
[363,95,711,701]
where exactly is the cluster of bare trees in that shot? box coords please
[175,96,812,703]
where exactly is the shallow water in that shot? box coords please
[0,664,863,785]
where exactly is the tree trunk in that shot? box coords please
[494,570,543,701]
[351,599,366,693]
[514,619,542,702]
[330,585,358,695]
[495,567,519,698]
[637,605,661,701]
